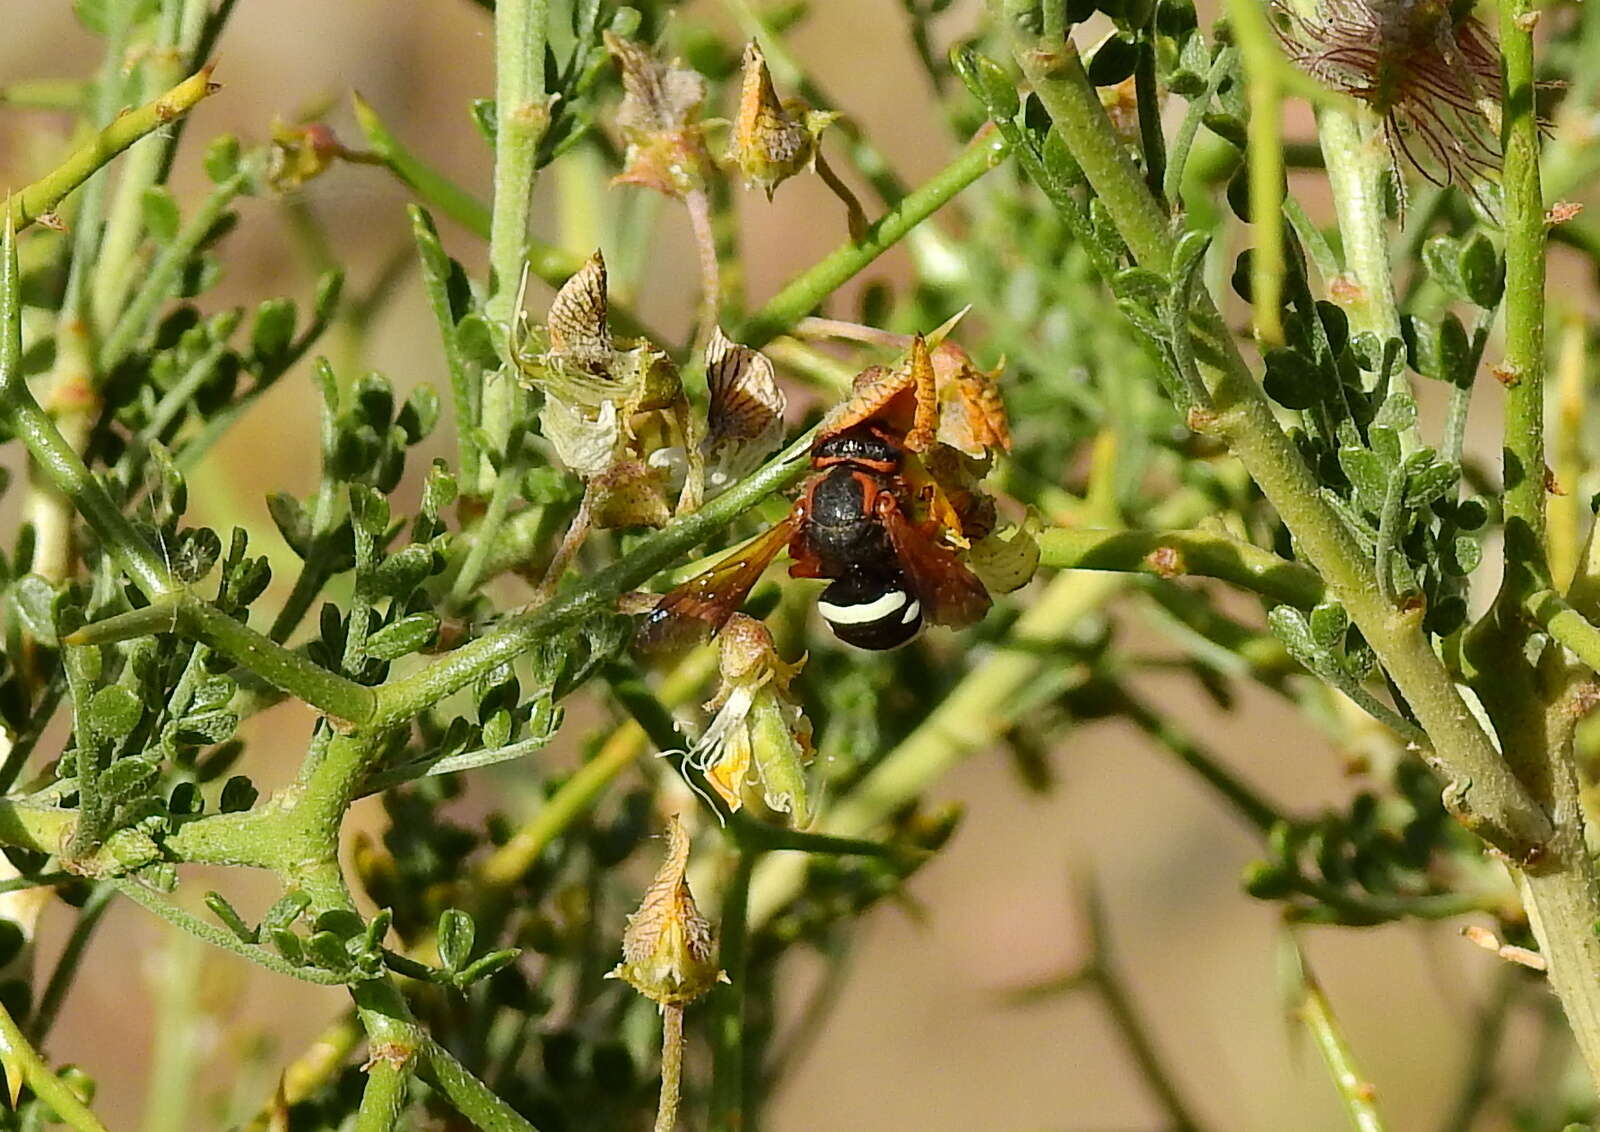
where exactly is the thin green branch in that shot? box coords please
[111,877,355,985]
[1228,0,1286,343]
[0,997,111,1132]
[98,167,251,372]
[738,130,1009,348]
[1037,526,1324,608]
[353,92,492,239]
[1498,0,1550,588]
[1,216,178,596]
[480,0,550,492]
[1289,942,1389,1132]
[709,851,755,1132]
[4,66,219,234]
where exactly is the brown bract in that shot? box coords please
[604,31,712,199]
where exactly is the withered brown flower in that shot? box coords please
[604,31,713,199]
[1273,0,1504,199]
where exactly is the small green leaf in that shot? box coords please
[481,708,514,750]
[437,909,476,973]
[205,892,258,943]
[1087,35,1139,85]
[1309,601,1349,648]
[1201,111,1246,150]
[349,485,390,538]
[1449,534,1483,576]
[13,574,62,645]
[262,891,311,933]
[175,527,223,582]
[1040,127,1085,188]
[189,675,237,714]
[455,314,500,371]
[470,98,498,146]
[372,544,437,598]
[169,781,203,815]
[457,948,519,987]
[313,269,344,323]
[269,928,305,966]
[305,931,352,972]
[176,710,238,745]
[88,686,143,739]
[141,187,180,243]
[203,135,242,183]
[98,756,159,802]
[250,299,297,363]
[1262,348,1322,410]
[1422,235,1464,300]
[950,44,1020,121]
[1437,314,1471,387]
[354,373,394,428]
[1405,460,1460,507]
[1338,446,1387,510]
[1457,233,1503,307]
[396,385,441,444]
[367,613,440,661]
[1111,267,1168,308]
[219,775,258,813]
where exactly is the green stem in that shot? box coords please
[0,998,111,1132]
[737,129,1009,347]
[66,595,377,725]
[1002,16,1551,858]
[140,925,205,1132]
[1526,589,1600,675]
[354,92,492,239]
[708,851,755,1131]
[90,1,191,334]
[656,1005,685,1132]
[99,168,250,371]
[1037,526,1324,608]
[1498,0,1549,588]
[1114,689,1282,832]
[1227,0,1287,343]
[1292,943,1388,1132]
[481,0,550,492]
[2,216,177,596]
[419,1038,540,1132]
[111,878,353,985]
[4,67,219,234]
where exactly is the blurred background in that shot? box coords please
[0,1,1571,1128]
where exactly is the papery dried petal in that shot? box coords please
[610,815,724,1006]
[548,251,614,375]
[704,327,786,475]
[931,341,1011,458]
[541,396,620,479]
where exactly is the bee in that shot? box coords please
[636,336,1001,652]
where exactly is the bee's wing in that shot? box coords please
[634,512,801,653]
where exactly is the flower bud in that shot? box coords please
[609,815,725,1006]
[732,41,839,200]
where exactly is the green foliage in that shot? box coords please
[2,0,1600,1129]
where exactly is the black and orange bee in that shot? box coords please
[637,335,1008,651]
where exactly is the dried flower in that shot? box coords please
[516,251,704,526]
[703,326,787,492]
[605,31,713,199]
[732,41,840,200]
[929,339,1011,459]
[687,615,813,824]
[609,814,725,1006]
[266,118,345,192]
[1273,0,1504,199]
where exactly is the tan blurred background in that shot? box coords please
[0,1,1546,1129]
